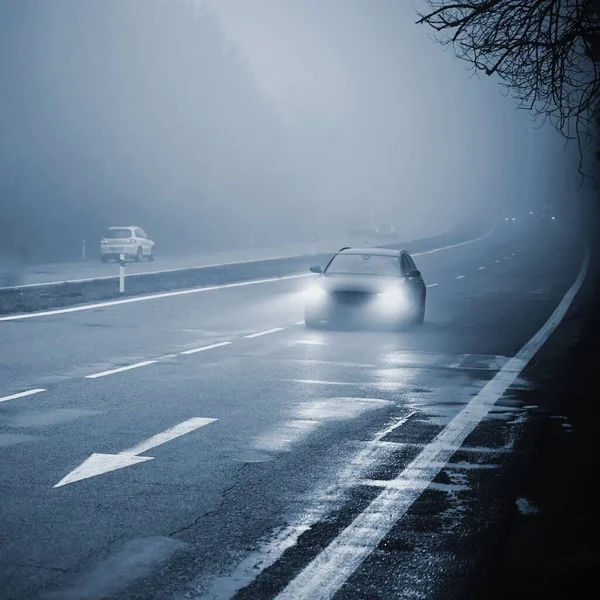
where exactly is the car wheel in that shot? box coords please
[414,298,425,324]
[304,314,321,329]
[148,247,155,262]
[135,247,142,262]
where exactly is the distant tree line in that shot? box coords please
[0,0,308,260]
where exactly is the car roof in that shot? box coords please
[337,247,407,257]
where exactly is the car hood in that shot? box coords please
[318,274,402,293]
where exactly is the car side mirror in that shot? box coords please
[406,269,421,279]
[310,265,322,274]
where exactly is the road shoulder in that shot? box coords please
[468,242,600,599]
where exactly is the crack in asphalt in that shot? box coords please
[168,464,248,537]
[13,562,68,573]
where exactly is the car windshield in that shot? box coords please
[105,229,132,239]
[325,253,401,276]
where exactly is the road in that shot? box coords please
[0,221,585,600]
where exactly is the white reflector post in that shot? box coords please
[119,253,125,294]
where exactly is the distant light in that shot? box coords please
[530,211,533,214]
[512,217,516,221]
[505,217,509,221]
[551,216,555,220]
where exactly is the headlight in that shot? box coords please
[376,288,408,312]
[376,288,404,301]
[305,284,327,301]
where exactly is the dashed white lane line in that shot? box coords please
[414,227,494,255]
[85,361,158,379]
[180,341,232,355]
[495,259,501,263]
[456,275,465,279]
[0,388,47,403]
[286,379,359,386]
[478,266,485,270]
[273,248,590,600]
[426,283,439,288]
[244,327,285,339]
[294,321,305,326]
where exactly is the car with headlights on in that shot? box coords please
[100,226,155,263]
[304,247,426,329]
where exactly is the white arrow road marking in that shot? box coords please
[54,417,217,488]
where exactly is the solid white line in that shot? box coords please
[244,327,284,339]
[294,321,305,325]
[0,274,310,322]
[456,275,465,279]
[275,248,589,600]
[85,360,158,379]
[198,412,417,600]
[426,283,439,288]
[126,417,217,455]
[180,341,232,355]
[0,388,47,403]
[478,266,485,270]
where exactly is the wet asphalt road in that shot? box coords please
[0,221,584,600]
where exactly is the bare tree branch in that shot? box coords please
[417,0,600,177]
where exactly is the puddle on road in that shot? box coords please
[0,408,100,428]
[246,397,393,460]
[0,432,40,448]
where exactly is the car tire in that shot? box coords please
[414,298,426,324]
[135,247,142,262]
[304,315,321,329]
[148,247,155,261]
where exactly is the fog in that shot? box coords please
[0,0,584,263]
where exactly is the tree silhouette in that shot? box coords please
[417,1,600,174]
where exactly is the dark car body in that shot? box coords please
[304,247,426,330]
